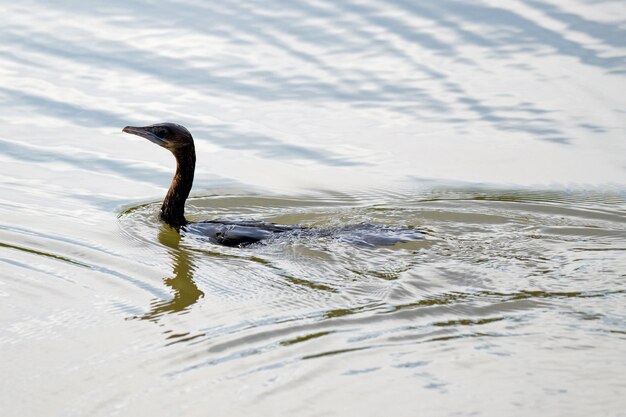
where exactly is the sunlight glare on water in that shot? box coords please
[0,0,625,416]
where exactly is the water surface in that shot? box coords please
[1,0,625,416]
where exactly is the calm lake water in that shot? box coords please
[1,0,625,416]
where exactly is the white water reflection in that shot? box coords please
[1,1,626,416]
[0,0,624,190]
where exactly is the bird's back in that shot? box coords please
[183,219,302,246]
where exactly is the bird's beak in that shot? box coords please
[122,126,167,146]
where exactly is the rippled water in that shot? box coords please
[1,1,626,416]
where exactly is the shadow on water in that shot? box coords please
[0,135,174,188]
[4,0,623,142]
[0,86,128,128]
[138,228,204,321]
[397,0,626,70]
[192,125,369,167]
[525,0,626,49]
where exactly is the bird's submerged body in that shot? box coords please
[184,219,303,247]
[123,122,421,247]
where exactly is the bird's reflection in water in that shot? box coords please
[140,228,204,322]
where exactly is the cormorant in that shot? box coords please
[123,122,420,247]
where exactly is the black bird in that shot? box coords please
[123,122,301,246]
[123,123,421,247]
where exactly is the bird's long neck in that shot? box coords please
[161,144,196,229]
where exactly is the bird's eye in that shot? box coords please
[155,127,168,138]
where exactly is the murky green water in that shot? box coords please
[1,1,626,416]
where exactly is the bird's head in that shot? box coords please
[123,123,194,152]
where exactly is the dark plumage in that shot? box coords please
[123,123,195,228]
[123,123,299,246]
